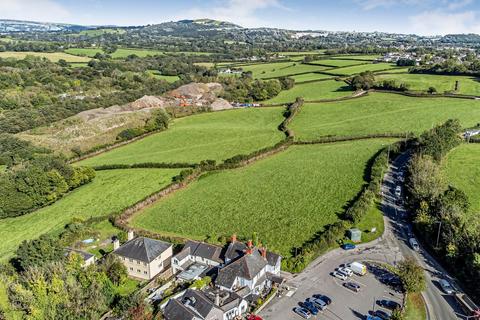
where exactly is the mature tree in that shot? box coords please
[102,255,128,286]
[407,155,446,207]
[15,235,64,271]
[397,258,426,293]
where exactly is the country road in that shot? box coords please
[382,152,464,320]
[260,152,466,320]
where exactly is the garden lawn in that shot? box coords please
[291,93,480,140]
[78,108,284,166]
[291,73,335,83]
[263,80,353,104]
[131,139,395,256]
[443,144,480,217]
[0,168,180,261]
[329,63,401,75]
[309,59,367,67]
[376,74,480,95]
[0,51,91,62]
[240,62,327,79]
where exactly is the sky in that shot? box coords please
[1,0,480,36]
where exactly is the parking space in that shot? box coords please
[261,258,404,320]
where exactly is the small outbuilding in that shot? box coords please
[348,228,362,243]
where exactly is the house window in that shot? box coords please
[137,260,140,264]
[130,267,133,271]
[143,262,147,266]
[129,258,133,263]
[144,271,147,275]
[137,269,141,273]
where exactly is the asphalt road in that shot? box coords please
[260,152,465,320]
[382,152,464,320]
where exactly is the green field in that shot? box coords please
[65,47,103,57]
[291,93,480,139]
[263,80,353,104]
[443,143,480,217]
[291,73,335,83]
[310,59,367,67]
[0,169,180,261]
[330,55,381,61]
[147,70,180,82]
[404,293,427,320]
[329,63,401,75]
[79,108,284,166]
[79,28,126,36]
[0,51,91,62]
[131,139,394,256]
[240,62,328,79]
[376,74,480,95]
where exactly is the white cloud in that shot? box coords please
[444,0,473,10]
[409,10,480,35]
[175,0,290,28]
[0,0,71,23]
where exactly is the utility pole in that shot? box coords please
[435,221,442,249]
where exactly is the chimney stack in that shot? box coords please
[231,234,237,243]
[113,238,120,250]
[261,247,267,259]
[127,230,134,241]
[215,293,220,306]
[247,239,253,248]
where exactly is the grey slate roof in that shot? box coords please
[164,298,200,320]
[113,237,171,263]
[224,241,281,266]
[178,240,224,263]
[65,248,95,262]
[216,251,267,289]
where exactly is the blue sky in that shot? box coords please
[1,0,480,35]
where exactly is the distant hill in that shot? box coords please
[440,33,480,44]
[0,19,93,33]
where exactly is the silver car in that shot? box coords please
[439,279,454,294]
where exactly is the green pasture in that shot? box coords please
[329,63,401,75]
[291,93,480,140]
[131,139,394,256]
[78,108,284,166]
[310,59,367,68]
[240,62,328,79]
[291,73,335,83]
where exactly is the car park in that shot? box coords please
[332,271,348,281]
[300,301,319,315]
[439,279,454,294]
[338,267,353,277]
[377,299,401,310]
[374,309,391,319]
[341,243,356,250]
[306,297,327,310]
[343,282,361,292]
[293,307,311,319]
[312,294,332,305]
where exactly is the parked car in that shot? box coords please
[338,267,353,277]
[374,309,391,319]
[366,316,383,320]
[409,238,420,251]
[312,294,332,305]
[439,279,454,294]
[293,307,311,319]
[306,297,327,311]
[343,282,361,292]
[347,262,367,276]
[377,299,401,310]
[395,185,402,197]
[300,301,319,315]
[341,243,356,250]
[247,315,263,320]
[332,271,348,281]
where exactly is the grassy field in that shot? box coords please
[263,80,353,104]
[404,293,427,320]
[131,139,394,256]
[376,74,480,95]
[310,59,367,67]
[240,62,328,79]
[329,63,401,75]
[291,93,480,139]
[79,108,284,166]
[290,73,335,82]
[65,47,103,57]
[111,48,164,58]
[0,51,91,62]
[147,70,180,83]
[330,54,381,61]
[0,168,180,261]
[443,143,480,218]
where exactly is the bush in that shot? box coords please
[397,258,426,293]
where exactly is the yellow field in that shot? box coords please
[0,51,91,62]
